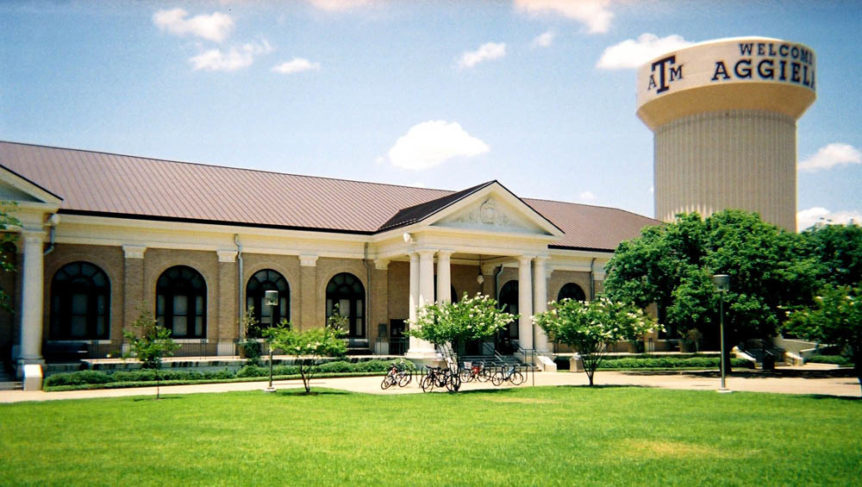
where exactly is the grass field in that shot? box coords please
[1,387,859,486]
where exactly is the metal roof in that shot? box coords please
[0,141,657,250]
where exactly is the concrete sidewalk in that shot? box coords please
[1,365,858,403]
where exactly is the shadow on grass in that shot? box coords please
[455,384,650,396]
[803,394,860,401]
[132,396,182,402]
[273,388,352,397]
[620,369,857,379]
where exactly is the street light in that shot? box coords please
[712,274,731,393]
[264,290,278,393]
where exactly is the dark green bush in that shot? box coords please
[807,354,853,366]
[237,365,267,377]
[317,361,352,373]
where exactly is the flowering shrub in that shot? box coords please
[410,293,517,347]
[263,321,346,393]
[534,297,655,386]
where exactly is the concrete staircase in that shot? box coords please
[0,368,22,391]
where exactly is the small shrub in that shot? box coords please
[273,365,300,376]
[807,354,853,366]
[317,361,352,373]
[237,365,267,378]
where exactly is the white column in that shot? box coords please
[418,250,435,307]
[407,250,436,356]
[19,230,46,364]
[518,255,534,350]
[533,256,550,353]
[408,252,420,351]
[436,250,452,304]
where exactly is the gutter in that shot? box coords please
[235,234,244,337]
[44,213,60,255]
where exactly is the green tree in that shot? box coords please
[605,210,818,361]
[785,284,862,394]
[0,203,21,312]
[262,317,346,394]
[122,309,180,399]
[410,293,517,350]
[534,297,654,386]
[801,222,862,288]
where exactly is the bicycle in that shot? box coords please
[492,364,525,386]
[420,366,461,393]
[381,360,412,390]
[460,361,490,383]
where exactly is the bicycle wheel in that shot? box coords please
[420,375,434,392]
[491,371,504,386]
[478,368,492,382]
[381,375,394,390]
[446,372,461,392]
[460,369,473,383]
[398,370,412,387]
[510,371,526,385]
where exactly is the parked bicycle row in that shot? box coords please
[380,360,527,392]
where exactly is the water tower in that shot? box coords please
[637,37,816,231]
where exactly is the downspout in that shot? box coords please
[589,258,596,300]
[363,243,373,349]
[43,214,59,255]
[494,265,504,300]
[234,234,244,337]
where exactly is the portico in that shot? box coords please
[368,181,564,359]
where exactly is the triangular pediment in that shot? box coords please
[422,181,563,237]
[434,195,550,235]
[0,164,62,205]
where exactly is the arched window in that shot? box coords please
[156,266,206,339]
[50,262,110,339]
[246,269,289,336]
[557,283,586,302]
[498,280,519,339]
[326,273,365,338]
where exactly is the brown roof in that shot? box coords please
[0,141,657,250]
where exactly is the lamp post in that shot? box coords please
[264,290,278,393]
[712,274,731,393]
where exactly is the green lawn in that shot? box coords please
[1,387,859,486]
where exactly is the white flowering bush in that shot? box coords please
[263,320,346,393]
[534,297,654,386]
[410,293,517,347]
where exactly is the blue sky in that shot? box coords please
[1,0,859,230]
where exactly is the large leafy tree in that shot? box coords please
[605,210,818,356]
[785,284,862,394]
[801,222,862,288]
[534,298,654,386]
[0,203,21,312]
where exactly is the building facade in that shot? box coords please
[0,141,657,373]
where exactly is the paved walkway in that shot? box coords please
[1,365,858,403]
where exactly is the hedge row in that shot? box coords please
[807,354,853,366]
[45,359,413,388]
[554,355,751,370]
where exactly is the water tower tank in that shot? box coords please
[637,37,816,231]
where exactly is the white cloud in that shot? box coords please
[387,120,490,170]
[307,0,376,12]
[458,42,506,69]
[597,33,693,70]
[190,40,273,72]
[272,58,321,74]
[578,191,597,203]
[798,143,862,172]
[514,0,613,34]
[153,8,234,43]
[531,30,555,48]
[797,207,862,231]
